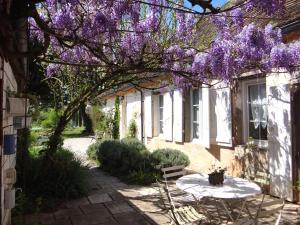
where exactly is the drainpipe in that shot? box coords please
[140,90,145,143]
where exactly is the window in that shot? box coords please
[243,80,268,146]
[159,95,164,134]
[247,83,267,141]
[191,89,203,140]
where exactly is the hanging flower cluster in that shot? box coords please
[29,0,300,87]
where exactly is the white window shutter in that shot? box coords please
[173,90,183,142]
[163,92,173,141]
[202,87,210,149]
[211,83,232,145]
[144,92,153,138]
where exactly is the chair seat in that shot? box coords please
[172,193,198,204]
[225,218,255,225]
[170,206,206,225]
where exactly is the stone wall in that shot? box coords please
[1,59,18,225]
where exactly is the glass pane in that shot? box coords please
[160,121,163,134]
[248,83,267,141]
[159,108,163,120]
[159,95,164,107]
[192,89,199,105]
[249,104,260,121]
[193,123,199,139]
[249,122,267,140]
[260,123,267,140]
[193,106,199,122]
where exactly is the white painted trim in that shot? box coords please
[190,88,203,143]
[242,78,268,148]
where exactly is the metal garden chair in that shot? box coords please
[229,195,285,225]
[160,165,195,204]
[156,181,207,225]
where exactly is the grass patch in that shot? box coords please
[62,127,86,138]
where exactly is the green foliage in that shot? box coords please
[37,108,60,129]
[112,96,120,139]
[15,128,88,216]
[86,142,101,162]
[121,137,147,152]
[62,127,85,138]
[19,148,88,210]
[125,170,158,185]
[96,138,155,184]
[91,105,114,139]
[127,119,137,138]
[150,148,190,169]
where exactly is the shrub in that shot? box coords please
[39,108,60,129]
[23,148,88,201]
[127,119,137,138]
[97,139,151,176]
[125,170,158,185]
[121,137,147,152]
[86,142,101,161]
[150,148,190,169]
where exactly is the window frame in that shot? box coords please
[242,78,268,148]
[158,94,164,135]
[190,88,203,143]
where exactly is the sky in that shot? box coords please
[184,0,228,12]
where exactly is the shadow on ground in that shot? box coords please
[24,166,300,225]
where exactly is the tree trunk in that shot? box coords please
[46,115,68,157]
[80,103,93,134]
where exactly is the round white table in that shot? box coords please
[176,173,261,199]
[176,173,261,221]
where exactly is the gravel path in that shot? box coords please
[63,137,95,162]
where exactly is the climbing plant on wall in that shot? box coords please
[112,96,120,139]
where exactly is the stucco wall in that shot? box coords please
[267,72,293,201]
[147,137,234,173]
[124,92,142,140]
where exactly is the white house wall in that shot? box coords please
[267,72,293,201]
[103,98,115,113]
[125,92,142,140]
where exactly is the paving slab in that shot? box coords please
[80,203,111,215]
[114,212,151,225]
[71,213,117,225]
[54,208,83,219]
[105,200,135,214]
[109,191,125,201]
[43,219,72,225]
[65,197,90,208]
[88,193,113,204]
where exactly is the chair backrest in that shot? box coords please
[156,181,176,210]
[161,165,186,181]
[254,171,270,186]
[254,171,270,193]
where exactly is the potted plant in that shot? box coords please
[208,166,226,186]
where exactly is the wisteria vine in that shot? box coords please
[29,0,300,88]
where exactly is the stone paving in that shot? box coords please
[24,138,300,225]
[24,167,170,225]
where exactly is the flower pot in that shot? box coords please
[3,134,16,155]
[208,172,225,185]
[7,97,29,116]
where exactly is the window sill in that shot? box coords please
[247,140,268,150]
